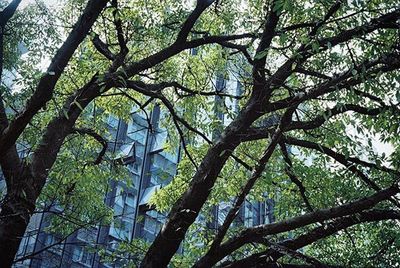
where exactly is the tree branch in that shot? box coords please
[199,184,399,267]
[283,136,398,191]
[111,0,127,54]
[72,127,108,165]
[92,33,115,61]
[0,0,23,191]
[265,51,400,115]
[288,103,398,131]
[0,0,22,28]
[176,0,215,42]
[223,209,400,267]
[279,141,313,212]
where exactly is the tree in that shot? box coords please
[0,0,400,267]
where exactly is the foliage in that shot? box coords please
[0,0,400,267]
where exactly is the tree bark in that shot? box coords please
[0,167,36,267]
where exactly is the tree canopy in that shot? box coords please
[0,0,400,267]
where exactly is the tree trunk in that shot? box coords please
[0,180,37,267]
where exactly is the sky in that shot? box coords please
[19,0,60,9]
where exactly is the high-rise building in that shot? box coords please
[7,72,275,268]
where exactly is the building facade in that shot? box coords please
[7,73,275,268]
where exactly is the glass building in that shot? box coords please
[6,73,275,268]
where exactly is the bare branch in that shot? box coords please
[295,67,332,80]
[283,136,399,189]
[309,0,344,36]
[266,51,400,114]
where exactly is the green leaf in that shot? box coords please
[73,99,84,111]
[63,109,69,119]
[254,49,268,60]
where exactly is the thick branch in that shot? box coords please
[252,0,280,93]
[92,34,115,60]
[111,0,127,54]
[295,67,331,80]
[176,0,215,42]
[260,240,332,268]
[197,184,399,267]
[140,11,400,267]
[309,0,343,37]
[121,32,254,81]
[201,129,283,262]
[0,0,22,27]
[0,0,23,191]
[223,209,400,267]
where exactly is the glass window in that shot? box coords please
[147,153,177,186]
[217,203,230,226]
[244,201,253,227]
[216,75,226,92]
[110,187,136,240]
[110,218,133,240]
[44,234,63,255]
[17,235,29,256]
[143,210,163,236]
[263,199,275,224]
[233,81,243,113]
[107,116,119,128]
[81,250,94,266]
[125,194,136,207]
[72,246,82,262]
[252,203,261,226]
[113,188,124,216]
[150,131,167,152]
[127,115,148,145]
[190,47,198,56]
[72,245,93,266]
[127,128,146,145]
[26,234,37,254]
[76,229,96,244]
[236,81,243,97]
